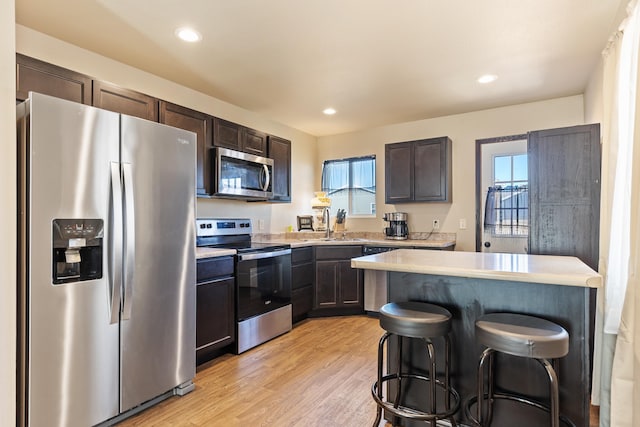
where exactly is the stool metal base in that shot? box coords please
[465,347,574,427]
[464,393,576,427]
[372,332,460,427]
[372,373,460,423]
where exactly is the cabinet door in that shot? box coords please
[196,277,235,364]
[292,285,313,322]
[160,101,213,196]
[528,124,601,270]
[292,262,314,290]
[16,54,92,104]
[338,260,363,307]
[385,141,412,203]
[268,135,292,202]
[315,260,339,308]
[243,127,268,157]
[93,80,158,121]
[213,118,242,150]
[414,137,451,202]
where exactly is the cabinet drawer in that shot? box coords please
[291,247,313,264]
[292,262,314,290]
[197,256,234,283]
[315,246,362,260]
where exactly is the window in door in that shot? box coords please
[321,156,376,217]
[484,154,528,236]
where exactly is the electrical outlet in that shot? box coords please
[459,219,467,230]
[258,219,265,230]
[432,219,440,230]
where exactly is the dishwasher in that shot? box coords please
[363,246,399,312]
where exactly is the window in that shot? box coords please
[484,154,528,236]
[321,156,376,216]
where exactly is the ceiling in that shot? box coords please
[16,0,625,136]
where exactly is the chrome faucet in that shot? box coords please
[323,207,331,239]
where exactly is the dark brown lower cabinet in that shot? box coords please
[196,256,235,365]
[313,246,364,316]
[291,247,314,323]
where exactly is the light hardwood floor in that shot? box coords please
[117,315,599,427]
[118,316,383,426]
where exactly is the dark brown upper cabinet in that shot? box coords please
[213,118,242,151]
[267,135,292,202]
[385,136,452,203]
[93,80,158,121]
[243,127,268,157]
[160,101,213,197]
[213,117,267,157]
[16,54,92,104]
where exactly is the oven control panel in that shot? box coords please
[196,218,253,237]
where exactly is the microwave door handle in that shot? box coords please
[122,162,135,320]
[261,164,270,191]
[109,162,123,324]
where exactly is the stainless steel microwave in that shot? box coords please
[213,147,274,199]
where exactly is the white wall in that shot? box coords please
[16,25,318,234]
[585,58,605,125]
[1,0,16,423]
[318,96,585,251]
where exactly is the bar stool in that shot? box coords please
[372,302,460,427]
[465,313,573,427]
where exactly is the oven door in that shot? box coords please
[236,248,291,321]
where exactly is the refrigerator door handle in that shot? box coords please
[122,162,135,320]
[261,164,270,191]
[109,162,123,324]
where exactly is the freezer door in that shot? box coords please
[22,93,120,426]
[119,115,196,411]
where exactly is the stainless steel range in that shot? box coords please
[196,218,292,353]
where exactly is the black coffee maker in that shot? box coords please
[383,212,408,240]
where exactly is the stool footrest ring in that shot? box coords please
[372,373,460,421]
[464,392,576,427]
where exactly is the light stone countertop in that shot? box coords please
[351,249,602,288]
[255,231,456,249]
[196,232,456,259]
[278,238,455,249]
[196,247,236,259]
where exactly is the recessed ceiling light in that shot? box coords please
[477,74,498,84]
[323,108,337,115]
[175,27,202,43]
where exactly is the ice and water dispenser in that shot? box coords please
[52,219,104,284]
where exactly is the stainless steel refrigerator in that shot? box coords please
[17,92,196,427]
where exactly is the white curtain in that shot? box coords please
[610,0,640,417]
[594,1,640,425]
[591,26,622,427]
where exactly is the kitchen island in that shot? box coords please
[352,249,601,427]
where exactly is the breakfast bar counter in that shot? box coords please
[352,249,602,427]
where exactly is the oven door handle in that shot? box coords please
[237,248,291,261]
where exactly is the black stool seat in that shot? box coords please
[476,313,569,359]
[466,312,573,427]
[380,302,451,338]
